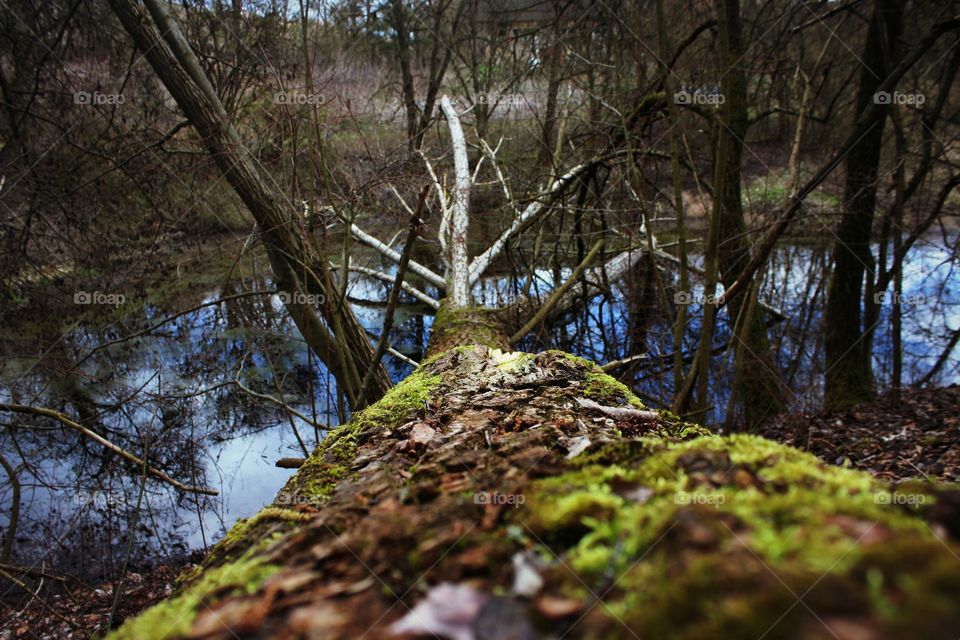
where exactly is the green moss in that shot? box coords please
[582,371,646,408]
[426,302,509,357]
[108,547,279,640]
[519,433,950,633]
[283,367,443,503]
[543,350,647,409]
[352,368,443,433]
[209,507,314,560]
[547,349,597,371]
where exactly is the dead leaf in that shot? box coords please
[389,583,489,640]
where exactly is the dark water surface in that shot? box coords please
[0,239,957,579]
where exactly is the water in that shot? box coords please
[0,238,957,579]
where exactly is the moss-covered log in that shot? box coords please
[109,341,960,639]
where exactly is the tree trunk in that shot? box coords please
[824,0,903,410]
[108,0,390,409]
[711,0,786,429]
[388,0,420,151]
[108,312,960,640]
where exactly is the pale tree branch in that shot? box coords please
[419,149,450,256]
[336,264,441,310]
[468,156,607,285]
[478,137,516,216]
[439,95,471,307]
[349,223,446,289]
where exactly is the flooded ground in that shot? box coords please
[0,237,957,581]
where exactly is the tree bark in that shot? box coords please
[710,0,786,429]
[824,0,903,410]
[108,0,390,409]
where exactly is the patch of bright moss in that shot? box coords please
[543,350,647,409]
[204,506,314,564]
[283,367,443,504]
[108,546,279,640]
[520,433,950,633]
[582,371,646,408]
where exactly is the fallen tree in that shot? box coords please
[102,5,960,637]
[108,313,960,639]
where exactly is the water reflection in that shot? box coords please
[0,238,957,579]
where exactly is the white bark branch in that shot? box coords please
[439,95,472,307]
[479,137,517,217]
[348,223,446,290]
[339,264,441,310]
[468,159,600,285]
[419,150,450,257]
[388,184,417,217]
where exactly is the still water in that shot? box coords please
[0,239,957,579]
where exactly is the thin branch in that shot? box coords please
[335,264,440,310]
[349,223,446,289]
[509,239,605,344]
[468,155,611,285]
[0,403,218,495]
[358,189,429,403]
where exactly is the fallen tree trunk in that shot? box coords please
[109,309,960,640]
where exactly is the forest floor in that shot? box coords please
[759,384,960,483]
[4,384,959,639]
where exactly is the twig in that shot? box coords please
[357,189,429,404]
[335,264,440,310]
[234,360,327,448]
[509,239,605,344]
[601,354,649,372]
[0,403,218,495]
[388,347,420,368]
[77,290,277,367]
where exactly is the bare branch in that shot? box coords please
[337,264,441,310]
[349,223,446,289]
[468,157,606,285]
[0,403,218,495]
